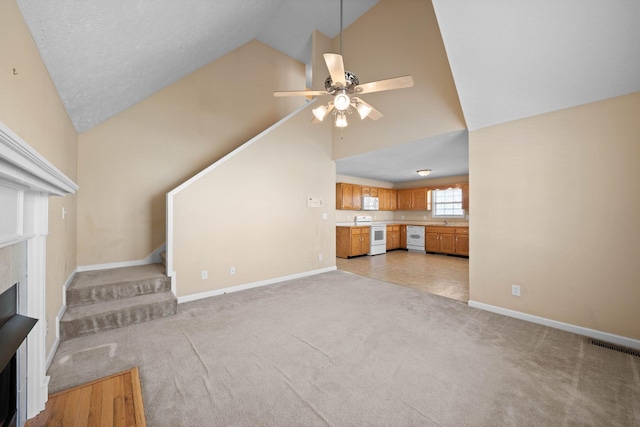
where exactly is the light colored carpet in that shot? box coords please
[60,264,176,340]
[47,271,639,426]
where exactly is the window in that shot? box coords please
[432,188,465,218]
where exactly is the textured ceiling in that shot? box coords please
[15,0,640,183]
[16,0,379,133]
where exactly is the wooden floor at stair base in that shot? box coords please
[25,367,146,427]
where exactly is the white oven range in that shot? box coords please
[355,216,387,256]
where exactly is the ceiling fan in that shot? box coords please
[273,1,414,128]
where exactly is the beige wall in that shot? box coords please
[172,103,334,297]
[470,93,640,340]
[77,40,305,266]
[330,0,466,160]
[0,0,78,352]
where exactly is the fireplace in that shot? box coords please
[0,284,37,427]
[0,356,16,427]
[0,121,78,425]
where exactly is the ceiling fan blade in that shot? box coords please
[273,90,328,97]
[354,75,414,95]
[324,53,346,87]
[352,97,384,121]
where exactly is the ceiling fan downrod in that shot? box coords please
[339,0,343,56]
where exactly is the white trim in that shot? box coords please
[46,269,77,370]
[177,266,336,304]
[77,243,166,272]
[46,304,65,371]
[468,300,640,351]
[0,121,78,196]
[165,100,315,287]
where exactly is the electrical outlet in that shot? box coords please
[511,284,521,296]
[318,253,323,261]
[230,266,236,275]
[322,213,328,220]
[201,270,208,280]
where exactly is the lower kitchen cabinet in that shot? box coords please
[399,225,406,249]
[386,225,401,250]
[426,226,468,256]
[454,227,469,256]
[336,226,370,258]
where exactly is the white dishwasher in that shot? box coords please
[406,225,425,253]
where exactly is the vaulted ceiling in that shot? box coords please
[16,0,640,182]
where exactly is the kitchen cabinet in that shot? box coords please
[426,226,455,254]
[397,188,431,210]
[378,188,391,211]
[361,187,378,197]
[426,226,468,256]
[461,184,469,210]
[336,226,370,258]
[336,183,362,210]
[454,227,469,256]
[389,189,397,210]
[386,225,401,250]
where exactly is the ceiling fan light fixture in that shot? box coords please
[417,169,432,176]
[356,102,373,120]
[312,104,329,121]
[335,112,348,128]
[334,92,350,111]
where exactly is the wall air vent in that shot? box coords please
[589,339,640,358]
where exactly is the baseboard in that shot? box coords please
[77,243,166,272]
[468,300,640,351]
[177,266,337,304]
[46,269,77,370]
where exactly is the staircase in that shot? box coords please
[60,264,177,341]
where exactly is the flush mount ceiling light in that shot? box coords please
[417,169,432,176]
[273,0,414,128]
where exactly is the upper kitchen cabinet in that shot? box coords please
[361,187,378,197]
[397,188,431,210]
[336,183,362,210]
[377,188,397,211]
[461,184,469,210]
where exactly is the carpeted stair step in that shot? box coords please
[60,291,177,341]
[67,264,170,307]
[160,251,166,268]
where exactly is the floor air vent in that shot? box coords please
[589,339,640,358]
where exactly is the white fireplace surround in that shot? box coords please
[0,121,77,424]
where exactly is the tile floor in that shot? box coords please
[336,249,469,302]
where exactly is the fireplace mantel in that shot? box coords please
[0,120,78,424]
